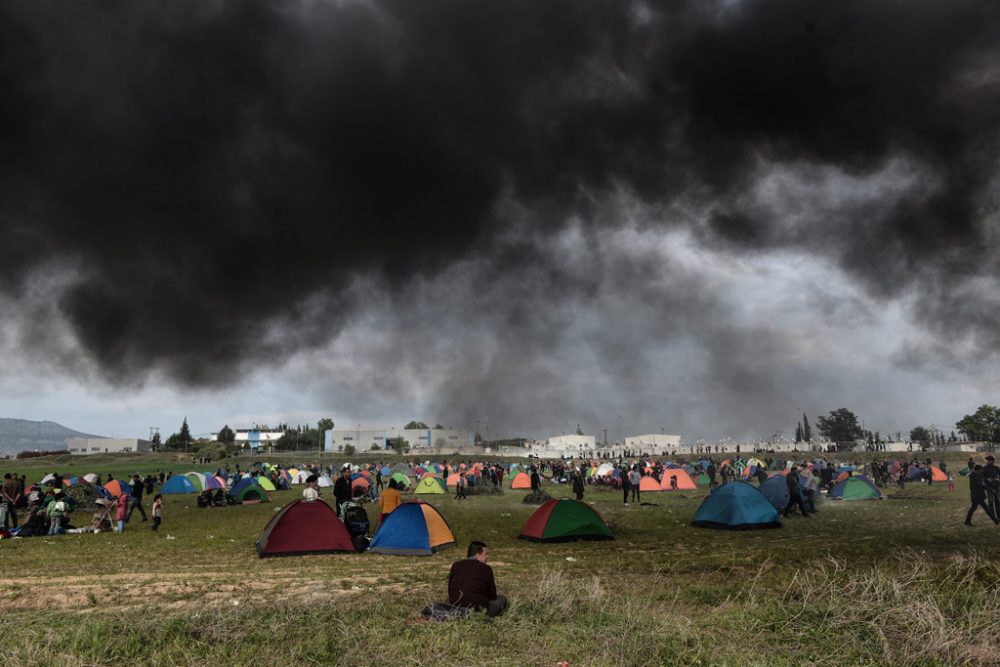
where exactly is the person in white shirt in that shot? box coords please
[302,475,320,502]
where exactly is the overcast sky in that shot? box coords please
[0,0,997,443]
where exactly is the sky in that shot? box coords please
[0,0,998,444]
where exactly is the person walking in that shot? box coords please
[965,465,998,526]
[126,474,148,523]
[572,471,585,501]
[629,466,641,504]
[333,468,352,516]
[983,456,1000,519]
[150,494,163,531]
[783,467,810,518]
[115,494,129,532]
[455,473,468,500]
[378,479,402,524]
[621,465,632,506]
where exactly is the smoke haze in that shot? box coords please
[0,0,998,438]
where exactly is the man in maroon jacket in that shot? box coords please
[448,541,508,617]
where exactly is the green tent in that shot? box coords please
[519,499,613,542]
[234,483,270,503]
[694,473,711,486]
[829,476,883,501]
[414,477,446,494]
[391,472,411,489]
[256,477,277,491]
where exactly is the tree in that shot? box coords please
[956,405,1000,444]
[816,408,863,445]
[575,424,584,436]
[317,418,335,433]
[802,413,812,442]
[150,431,162,451]
[343,444,356,456]
[388,437,410,454]
[404,421,429,430]
[433,423,444,430]
[165,418,194,451]
[909,426,931,449]
[794,423,803,443]
[217,425,235,445]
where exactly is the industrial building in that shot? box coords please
[324,427,474,452]
[66,438,152,455]
[624,434,683,455]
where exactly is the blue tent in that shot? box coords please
[907,465,924,480]
[229,477,258,497]
[380,466,391,477]
[368,502,456,556]
[692,482,781,530]
[161,476,197,494]
[758,475,789,510]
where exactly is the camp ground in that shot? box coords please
[0,451,995,666]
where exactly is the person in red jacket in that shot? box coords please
[448,541,507,617]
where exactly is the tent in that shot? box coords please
[381,466,392,478]
[233,483,271,503]
[229,477,257,497]
[907,465,923,480]
[161,476,198,494]
[638,476,662,492]
[446,473,461,487]
[829,476,882,501]
[256,477,277,492]
[691,482,781,530]
[414,477,446,494]
[185,472,206,491]
[519,499,613,542]
[693,473,711,487]
[351,478,371,495]
[291,471,309,485]
[369,501,456,556]
[594,463,614,478]
[204,475,225,490]
[256,500,355,557]
[659,469,697,491]
[510,472,532,490]
[391,473,411,489]
[83,473,99,484]
[317,475,333,488]
[758,475,789,510]
[102,479,132,497]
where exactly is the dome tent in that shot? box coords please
[659,469,697,491]
[369,501,455,556]
[758,475,789,510]
[256,500,355,557]
[829,476,882,501]
[161,476,197,494]
[510,472,532,490]
[520,499,613,543]
[414,477,446,494]
[691,482,781,530]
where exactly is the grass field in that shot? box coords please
[1,452,998,667]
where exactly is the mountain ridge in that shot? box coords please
[0,418,105,456]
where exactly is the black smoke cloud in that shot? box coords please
[0,0,998,394]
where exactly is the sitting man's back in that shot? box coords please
[448,540,508,617]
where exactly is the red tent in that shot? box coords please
[256,500,355,557]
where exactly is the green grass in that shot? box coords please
[1,453,997,666]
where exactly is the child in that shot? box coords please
[948,475,956,493]
[116,494,129,532]
[151,494,163,531]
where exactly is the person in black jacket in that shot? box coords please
[126,474,147,522]
[333,468,352,515]
[983,456,1000,519]
[572,470,585,501]
[965,465,999,526]
[783,466,810,518]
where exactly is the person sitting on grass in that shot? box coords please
[448,540,507,618]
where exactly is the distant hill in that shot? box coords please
[0,418,105,456]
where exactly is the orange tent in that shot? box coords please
[446,473,461,487]
[659,469,697,491]
[638,476,662,492]
[511,472,532,489]
[928,466,949,482]
[836,471,850,482]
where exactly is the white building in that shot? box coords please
[624,434,682,455]
[66,438,152,455]
[324,427,474,452]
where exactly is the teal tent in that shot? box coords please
[692,482,781,530]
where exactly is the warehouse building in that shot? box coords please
[66,438,152,455]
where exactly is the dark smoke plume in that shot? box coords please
[0,0,998,392]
